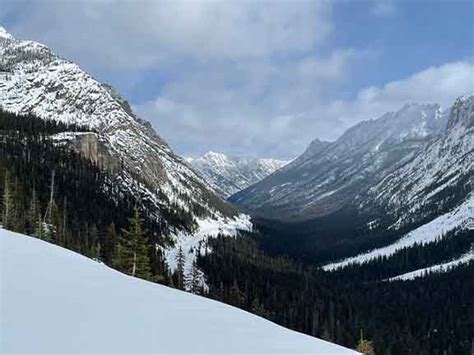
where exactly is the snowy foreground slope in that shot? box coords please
[0,229,358,355]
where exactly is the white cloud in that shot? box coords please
[330,61,474,129]
[137,60,474,159]
[1,0,332,70]
[2,1,472,160]
[370,0,397,17]
[135,50,356,159]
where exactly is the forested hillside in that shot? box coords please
[0,109,198,286]
[198,233,474,355]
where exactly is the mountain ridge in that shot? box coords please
[230,99,470,223]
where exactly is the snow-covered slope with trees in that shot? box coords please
[388,250,474,281]
[323,194,473,271]
[187,151,288,197]
[0,229,358,354]
[0,27,248,271]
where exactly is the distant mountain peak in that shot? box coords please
[231,98,470,222]
[189,152,289,198]
[0,26,14,40]
[447,95,474,130]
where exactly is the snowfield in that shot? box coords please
[0,229,358,354]
[323,195,473,271]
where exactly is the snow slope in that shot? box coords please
[166,214,252,284]
[388,250,474,281]
[188,151,289,198]
[322,195,473,271]
[0,229,358,354]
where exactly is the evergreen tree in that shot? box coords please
[2,170,14,229]
[251,297,268,318]
[229,279,245,307]
[185,260,201,294]
[150,247,167,284]
[175,246,186,289]
[26,187,41,234]
[102,223,117,265]
[113,208,152,280]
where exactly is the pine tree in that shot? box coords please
[229,279,245,307]
[43,170,55,225]
[175,246,186,289]
[251,297,267,318]
[50,200,62,242]
[150,246,166,284]
[185,260,201,294]
[102,223,117,265]
[113,208,152,280]
[2,170,14,229]
[26,187,41,234]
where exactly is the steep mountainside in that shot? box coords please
[0,27,250,272]
[231,101,458,221]
[360,96,473,229]
[187,151,288,197]
[316,96,473,272]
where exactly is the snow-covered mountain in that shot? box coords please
[361,96,474,228]
[187,151,289,197]
[0,27,251,273]
[231,96,473,278]
[0,228,358,354]
[230,100,470,223]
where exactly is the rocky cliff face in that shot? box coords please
[52,132,122,174]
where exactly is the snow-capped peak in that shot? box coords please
[189,152,289,198]
[201,151,233,166]
[0,26,14,40]
[230,98,469,221]
[447,94,474,130]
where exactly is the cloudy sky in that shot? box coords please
[1,0,473,159]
